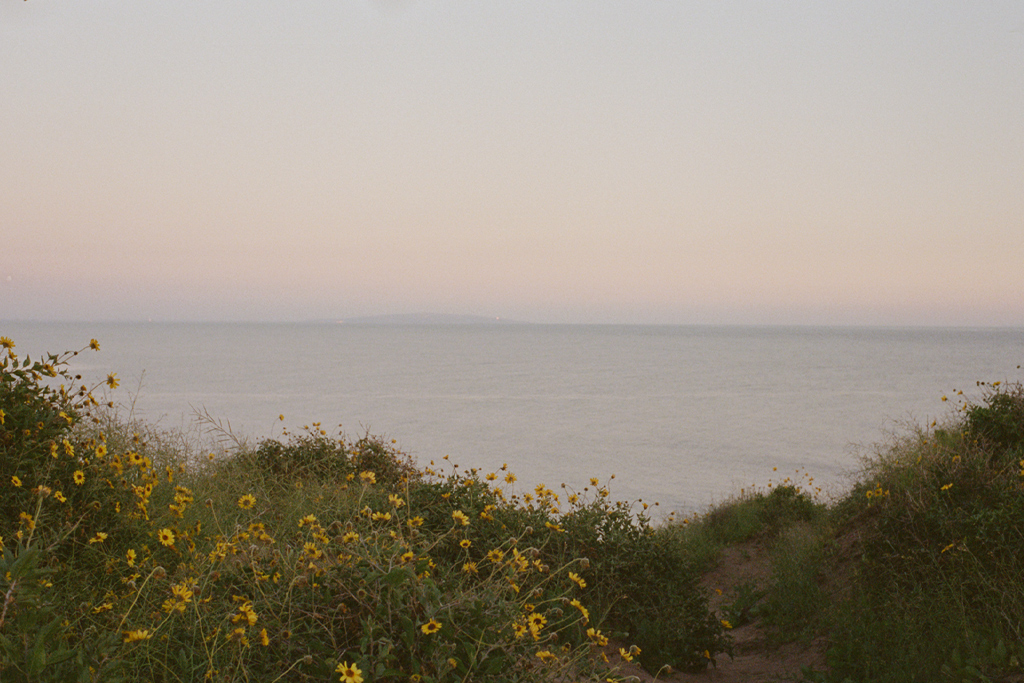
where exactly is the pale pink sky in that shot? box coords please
[2,2,1022,325]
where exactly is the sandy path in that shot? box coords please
[607,543,828,683]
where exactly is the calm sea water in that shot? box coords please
[4,322,1022,515]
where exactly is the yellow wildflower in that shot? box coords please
[336,661,363,683]
[171,582,193,602]
[233,603,258,627]
[123,629,152,643]
[569,598,589,623]
[226,627,248,646]
[527,612,546,639]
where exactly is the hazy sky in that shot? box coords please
[2,1,1022,325]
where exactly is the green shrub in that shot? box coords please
[0,337,127,680]
[760,524,826,640]
[823,378,1024,683]
[965,381,1024,454]
[698,484,824,546]
[1,337,730,681]
[617,529,729,674]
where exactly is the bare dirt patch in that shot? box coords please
[607,541,828,683]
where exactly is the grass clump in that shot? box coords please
[820,378,1024,683]
[661,373,1024,683]
[699,482,825,547]
[0,337,727,682]
[678,482,830,642]
[679,373,1024,683]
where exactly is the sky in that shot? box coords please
[2,1,1022,326]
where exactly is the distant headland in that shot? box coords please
[333,313,526,325]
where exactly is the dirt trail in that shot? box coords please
[610,542,827,683]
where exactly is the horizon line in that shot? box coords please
[4,317,1023,331]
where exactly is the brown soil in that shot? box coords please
[607,541,829,683]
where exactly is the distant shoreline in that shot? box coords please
[333,313,526,325]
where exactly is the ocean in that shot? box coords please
[3,322,1022,516]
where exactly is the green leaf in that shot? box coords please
[963,664,987,681]
[993,638,1007,666]
[383,566,408,588]
[398,615,415,649]
[484,654,509,675]
[0,631,15,656]
[10,546,41,576]
[42,646,76,667]
[28,635,48,676]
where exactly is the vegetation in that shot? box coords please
[818,376,1024,683]
[4,335,1022,683]
[0,337,726,682]
[671,371,1024,683]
